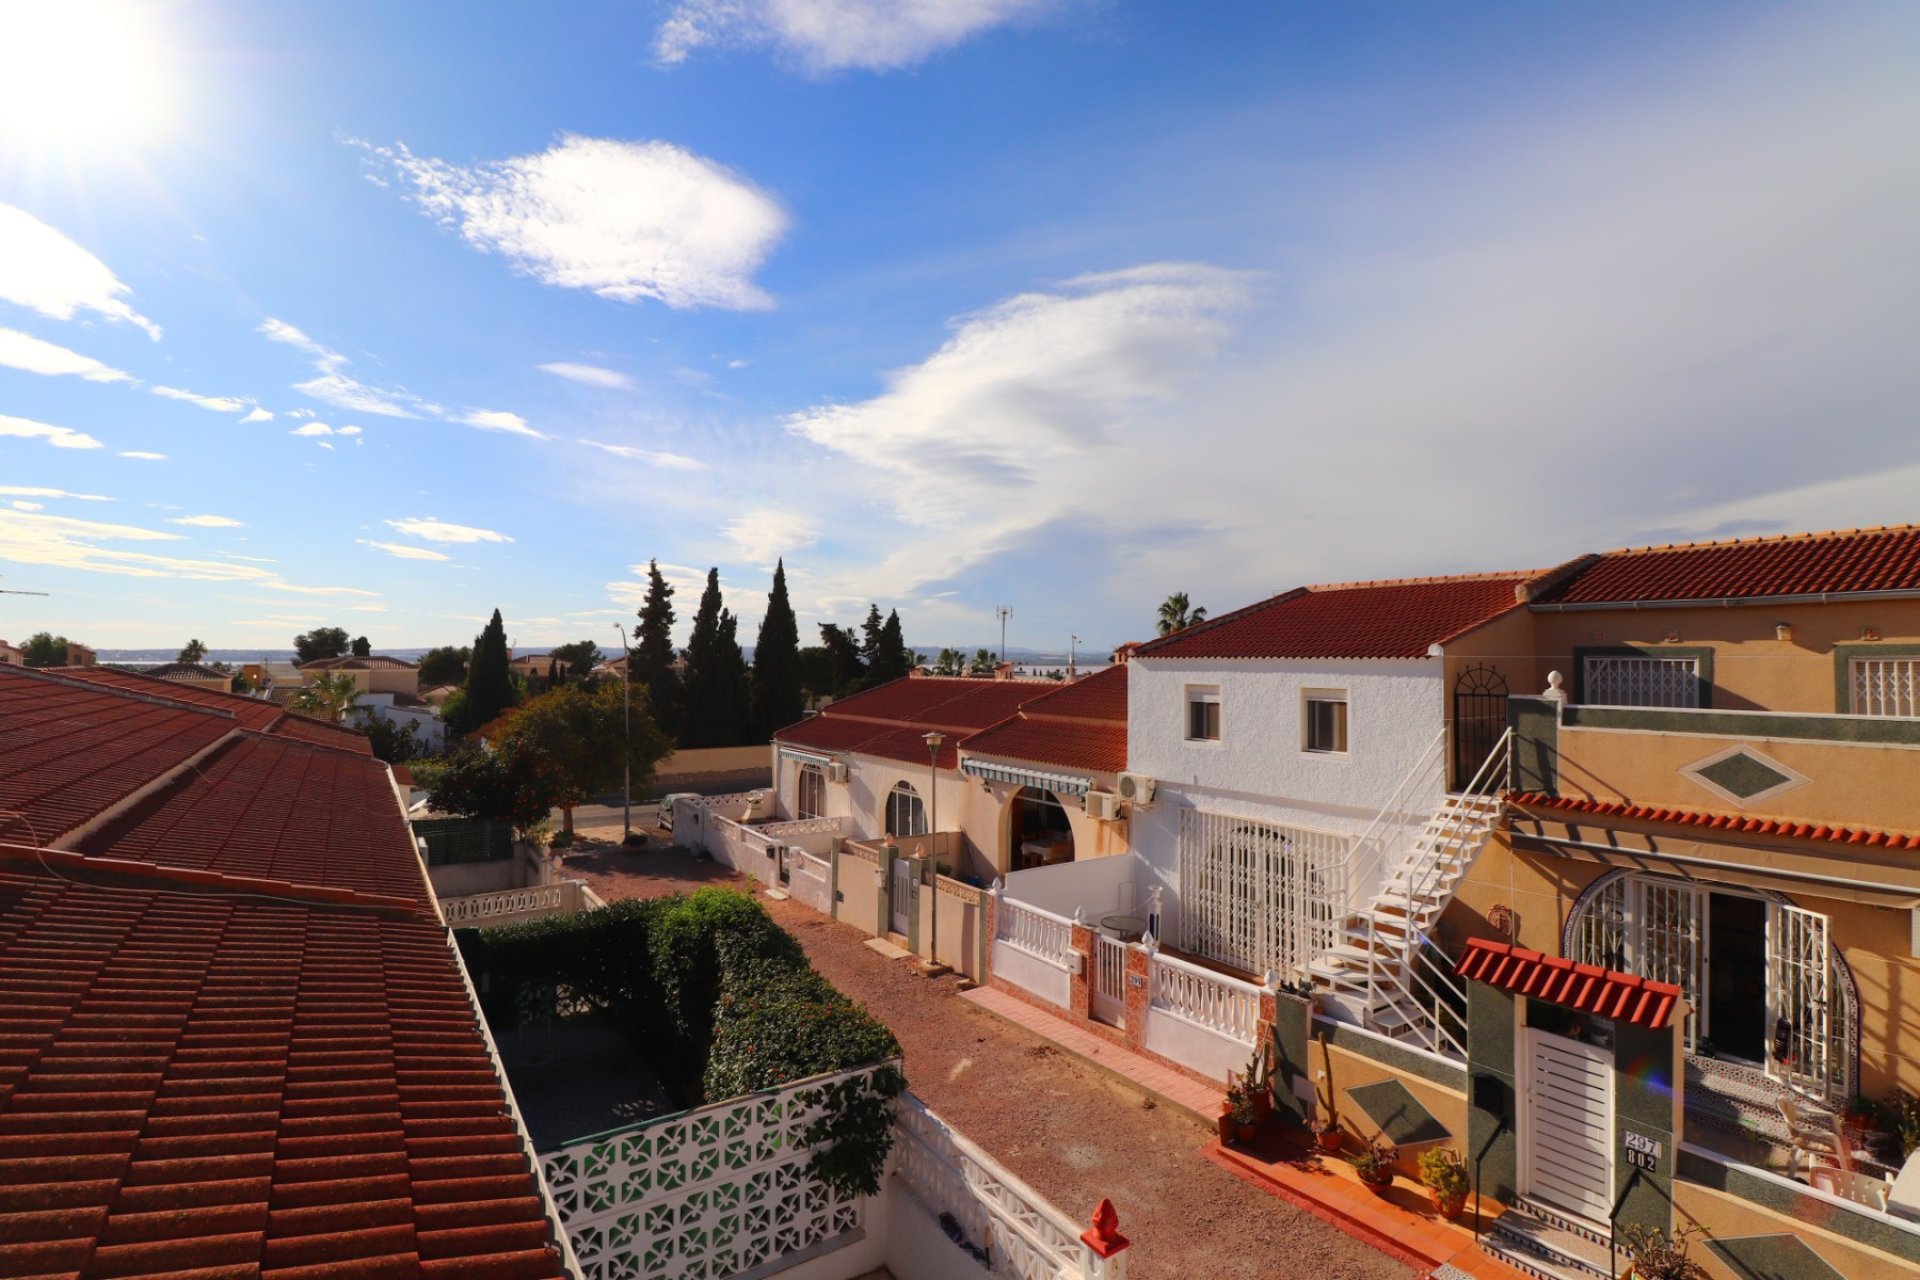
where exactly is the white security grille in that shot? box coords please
[1178,808,1348,982]
[1770,903,1835,1098]
[1582,655,1701,707]
[1851,658,1920,717]
[1092,934,1127,1028]
[795,763,825,819]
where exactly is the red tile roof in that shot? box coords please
[1456,938,1681,1030]
[0,666,237,845]
[47,664,375,755]
[1137,572,1536,661]
[1508,791,1920,850]
[0,863,565,1280]
[773,677,1057,769]
[961,666,1129,775]
[274,711,377,755]
[1534,525,1920,605]
[302,655,420,671]
[78,734,431,905]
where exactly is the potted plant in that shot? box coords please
[1842,1094,1882,1147]
[1312,1028,1342,1151]
[1227,1079,1262,1145]
[1416,1148,1471,1220]
[1240,1040,1275,1124]
[1350,1139,1396,1195]
[1617,1224,1708,1280]
[1885,1089,1920,1160]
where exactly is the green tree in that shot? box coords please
[751,559,804,737]
[461,608,517,731]
[931,647,964,676]
[858,604,884,667]
[360,715,425,764]
[865,609,911,687]
[289,672,361,722]
[818,624,865,695]
[634,559,681,738]
[418,644,470,686]
[968,648,997,676]
[351,635,372,657]
[177,638,209,664]
[499,681,671,835]
[680,569,752,747]
[426,738,568,837]
[1155,592,1208,636]
[21,632,70,667]
[547,640,603,685]
[293,626,350,664]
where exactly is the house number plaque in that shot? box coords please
[1128,974,1146,989]
[1623,1130,1661,1171]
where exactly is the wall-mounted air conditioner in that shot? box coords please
[828,761,849,783]
[1116,773,1157,805]
[1084,790,1122,821]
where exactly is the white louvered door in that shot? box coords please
[1522,1030,1615,1225]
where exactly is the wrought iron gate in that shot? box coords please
[1093,934,1128,1028]
[1452,665,1510,792]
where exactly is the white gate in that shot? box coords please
[1583,655,1701,707]
[1769,903,1834,1096]
[1521,1030,1615,1225]
[1092,935,1127,1028]
[890,857,913,935]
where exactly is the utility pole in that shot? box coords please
[1069,634,1080,680]
[613,623,634,844]
[922,730,945,975]
[996,606,1011,666]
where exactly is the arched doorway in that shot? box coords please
[1452,664,1509,791]
[886,782,927,837]
[1009,787,1074,872]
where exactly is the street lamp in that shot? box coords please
[613,623,633,844]
[923,730,945,973]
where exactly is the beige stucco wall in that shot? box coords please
[1304,1032,1469,1175]
[1675,1180,1920,1280]
[833,845,884,935]
[1533,598,1920,713]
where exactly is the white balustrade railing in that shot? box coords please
[894,1093,1125,1280]
[1148,950,1261,1044]
[758,815,849,839]
[790,849,832,914]
[440,879,589,926]
[994,896,1076,970]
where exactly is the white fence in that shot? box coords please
[441,879,599,927]
[705,810,851,876]
[541,1063,895,1280]
[990,893,1078,1011]
[790,848,833,914]
[894,1094,1127,1280]
[1149,949,1260,1043]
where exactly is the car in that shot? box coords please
[657,793,700,833]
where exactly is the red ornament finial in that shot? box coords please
[1081,1198,1130,1258]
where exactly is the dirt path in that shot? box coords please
[563,848,1408,1280]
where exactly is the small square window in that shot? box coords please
[1186,686,1222,742]
[1304,692,1348,754]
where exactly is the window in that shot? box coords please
[1185,685,1221,742]
[886,782,927,837]
[1851,658,1920,717]
[795,763,825,820]
[1303,691,1348,754]
[1582,654,1701,708]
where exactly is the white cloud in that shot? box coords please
[289,422,334,436]
[461,408,545,439]
[0,485,112,501]
[0,510,295,583]
[257,581,381,598]
[541,361,635,389]
[316,440,335,451]
[654,0,1061,72]
[0,202,160,338]
[151,385,250,413]
[578,438,709,471]
[167,514,244,528]
[287,407,315,419]
[240,406,274,423]
[606,560,713,609]
[723,508,820,565]
[259,317,441,419]
[119,451,166,460]
[0,326,132,382]
[336,424,362,436]
[10,500,43,511]
[215,551,277,563]
[385,516,514,544]
[0,412,105,450]
[362,539,452,561]
[363,135,787,310]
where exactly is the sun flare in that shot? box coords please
[0,0,178,149]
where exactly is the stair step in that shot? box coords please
[1484,1203,1616,1280]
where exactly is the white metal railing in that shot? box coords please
[994,896,1076,970]
[1851,657,1920,717]
[1341,724,1448,917]
[894,1093,1127,1280]
[1149,949,1261,1044]
[440,879,589,926]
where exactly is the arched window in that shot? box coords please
[886,782,927,838]
[795,764,825,820]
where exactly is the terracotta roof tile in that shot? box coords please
[1507,791,1920,850]
[960,666,1129,774]
[773,677,1057,768]
[44,665,374,756]
[1137,573,1535,661]
[300,656,419,672]
[1456,938,1680,1029]
[1535,525,1920,605]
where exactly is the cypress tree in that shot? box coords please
[819,624,865,695]
[751,559,804,739]
[859,604,884,667]
[681,569,726,748]
[634,559,680,737]
[870,609,912,685]
[464,608,516,729]
[716,607,753,745]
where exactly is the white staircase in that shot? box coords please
[1309,728,1511,1058]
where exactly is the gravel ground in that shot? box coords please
[565,851,1409,1280]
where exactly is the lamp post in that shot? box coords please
[613,623,633,844]
[923,729,945,973]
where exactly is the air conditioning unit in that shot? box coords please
[828,761,849,783]
[1116,773,1157,805]
[1084,790,1122,821]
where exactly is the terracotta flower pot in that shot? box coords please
[1432,1190,1466,1221]
[1315,1127,1343,1154]
[1217,1109,1235,1145]
[1359,1174,1393,1197]
[1235,1122,1259,1144]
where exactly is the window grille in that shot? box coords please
[1178,807,1348,982]
[1851,658,1920,717]
[1582,655,1700,707]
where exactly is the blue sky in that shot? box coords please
[2,2,1917,656]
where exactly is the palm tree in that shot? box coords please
[290,672,361,722]
[1156,592,1208,636]
[177,638,209,664]
[932,647,965,676]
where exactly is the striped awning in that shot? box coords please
[961,758,1093,798]
[777,746,835,767]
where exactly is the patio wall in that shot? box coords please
[1003,854,1140,925]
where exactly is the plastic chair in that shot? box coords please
[1778,1094,1850,1178]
